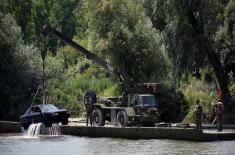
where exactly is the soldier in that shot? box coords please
[194,99,203,131]
[214,100,224,132]
[84,91,97,126]
[84,96,93,126]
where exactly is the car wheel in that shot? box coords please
[92,109,104,127]
[117,110,127,128]
[61,119,68,125]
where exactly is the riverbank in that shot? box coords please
[0,121,21,133]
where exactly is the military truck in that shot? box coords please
[85,85,159,127]
[41,25,159,127]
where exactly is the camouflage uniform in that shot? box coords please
[85,97,93,126]
[84,91,97,127]
[214,102,224,132]
[195,100,203,131]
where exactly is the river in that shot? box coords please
[0,133,235,155]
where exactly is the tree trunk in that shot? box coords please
[198,36,231,106]
[186,10,231,109]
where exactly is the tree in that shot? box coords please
[216,0,235,78]
[84,0,170,87]
[8,0,83,53]
[8,0,33,41]
[48,0,78,39]
[0,10,41,120]
[0,0,8,13]
[144,0,233,108]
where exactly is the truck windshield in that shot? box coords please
[138,96,156,107]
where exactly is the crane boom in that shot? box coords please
[41,25,129,86]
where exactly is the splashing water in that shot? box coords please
[25,123,61,136]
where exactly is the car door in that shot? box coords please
[20,108,31,125]
[29,107,43,124]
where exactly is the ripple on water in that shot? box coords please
[0,134,235,155]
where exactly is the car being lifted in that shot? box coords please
[19,104,70,130]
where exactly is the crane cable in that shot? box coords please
[30,84,42,108]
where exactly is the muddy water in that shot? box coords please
[0,133,234,155]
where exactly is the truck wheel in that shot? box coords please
[117,110,127,128]
[92,109,104,127]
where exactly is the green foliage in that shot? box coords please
[0,0,8,13]
[182,83,214,123]
[180,69,221,123]
[8,0,33,41]
[231,84,235,97]
[8,0,87,52]
[100,84,120,96]
[48,0,78,38]
[144,0,234,87]
[85,0,170,84]
[0,12,41,120]
[42,46,116,116]
[2,0,234,122]
[216,0,235,75]
[230,73,235,97]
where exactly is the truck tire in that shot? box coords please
[117,110,127,128]
[92,109,104,127]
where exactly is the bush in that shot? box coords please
[181,74,217,123]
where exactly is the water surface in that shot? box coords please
[0,133,234,155]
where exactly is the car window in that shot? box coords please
[48,104,59,110]
[25,108,32,114]
[41,104,59,112]
[28,106,41,113]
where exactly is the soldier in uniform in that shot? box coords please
[214,100,224,131]
[84,91,97,126]
[85,97,93,126]
[194,99,203,131]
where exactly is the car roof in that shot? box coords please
[138,94,154,97]
[31,104,56,108]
